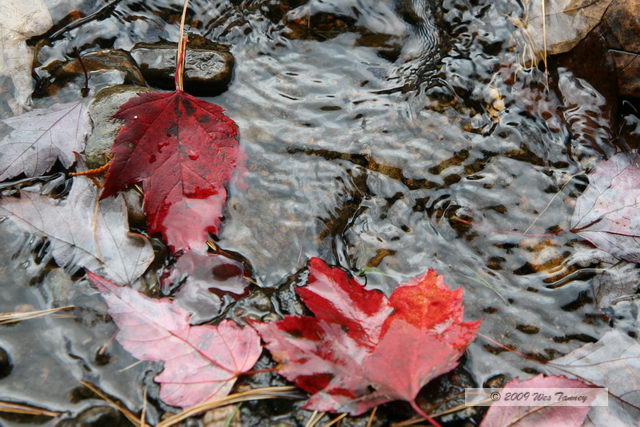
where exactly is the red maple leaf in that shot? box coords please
[252,258,480,424]
[100,17,242,253]
[100,91,241,252]
[87,272,262,408]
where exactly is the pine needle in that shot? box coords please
[324,413,347,427]
[81,381,141,426]
[157,386,301,427]
[0,306,73,325]
[0,401,60,418]
[541,0,549,87]
[140,386,148,427]
[305,410,325,427]
[366,407,378,427]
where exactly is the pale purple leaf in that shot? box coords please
[0,176,153,283]
[0,102,91,180]
[572,153,640,263]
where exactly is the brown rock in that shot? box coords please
[603,0,640,53]
[603,0,640,97]
[611,50,640,97]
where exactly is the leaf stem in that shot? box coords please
[175,0,190,91]
[409,401,441,427]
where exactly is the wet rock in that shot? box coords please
[130,37,234,96]
[36,49,145,99]
[604,1,640,53]
[0,346,12,379]
[603,1,640,97]
[611,51,640,98]
[83,85,156,168]
[56,406,128,427]
[203,405,240,427]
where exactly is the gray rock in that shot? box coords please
[130,37,234,96]
[56,406,128,427]
[83,85,156,168]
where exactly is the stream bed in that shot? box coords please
[1,0,638,425]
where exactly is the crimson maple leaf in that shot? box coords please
[252,258,480,424]
[100,91,240,252]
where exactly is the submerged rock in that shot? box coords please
[84,85,156,168]
[130,37,234,96]
[603,1,640,97]
[57,406,128,427]
[36,49,145,99]
[611,51,640,98]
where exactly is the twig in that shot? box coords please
[410,401,441,427]
[223,406,239,427]
[74,48,90,97]
[541,0,548,87]
[48,0,122,41]
[523,173,582,234]
[81,380,141,426]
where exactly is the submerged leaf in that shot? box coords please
[88,272,262,408]
[0,102,91,181]
[571,153,640,263]
[0,176,153,283]
[549,330,640,425]
[101,90,241,252]
[161,251,250,323]
[252,258,480,417]
[516,0,614,65]
[479,375,594,427]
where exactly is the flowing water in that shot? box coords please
[0,0,632,425]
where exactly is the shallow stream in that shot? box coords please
[0,0,635,425]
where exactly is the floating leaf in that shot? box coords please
[516,0,614,65]
[0,176,153,283]
[252,258,480,420]
[100,91,241,252]
[0,102,91,181]
[88,272,262,408]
